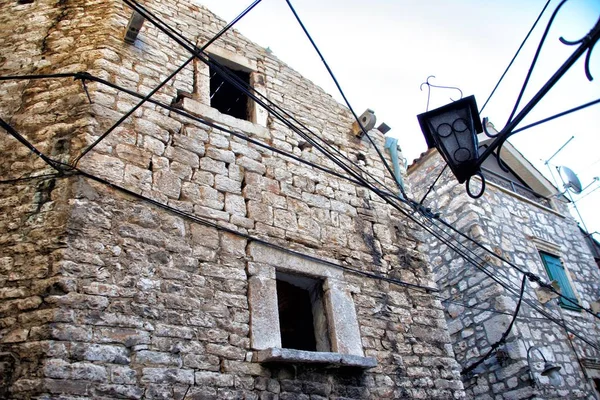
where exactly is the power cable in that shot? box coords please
[479,0,551,113]
[0,173,61,185]
[3,1,598,351]
[73,0,263,165]
[461,274,528,376]
[283,0,407,198]
[122,0,414,216]
[504,0,568,127]
[0,119,439,294]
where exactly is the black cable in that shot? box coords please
[419,164,447,205]
[6,69,596,342]
[124,0,379,196]
[123,0,415,215]
[461,274,528,376]
[73,0,263,165]
[511,97,600,135]
[0,173,61,185]
[419,214,600,350]
[504,0,569,127]
[479,0,551,113]
[283,0,406,198]
[0,117,64,172]
[74,57,194,164]
[5,2,598,343]
[0,119,439,294]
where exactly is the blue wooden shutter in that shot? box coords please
[540,252,579,310]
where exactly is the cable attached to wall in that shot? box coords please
[461,273,529,376]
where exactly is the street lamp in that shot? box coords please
[417,1,600,198]
[527,345,562,387]
[417,95,483,195]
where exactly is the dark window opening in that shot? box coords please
[593,378,600,394]
[276,272,330,352]
[209,65,250,121]
[18,0,34,3]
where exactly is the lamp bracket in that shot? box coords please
[420,75,464,112]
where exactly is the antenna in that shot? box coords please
[558,166,583,194]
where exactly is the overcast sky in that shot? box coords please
[194,0,600,237]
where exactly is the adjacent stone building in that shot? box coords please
[408,126,600,399]
[0,1,465,398]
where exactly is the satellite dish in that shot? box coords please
[558,166,583,194]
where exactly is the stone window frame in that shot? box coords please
[195,46,268,127]
[531,237,581,312]
[247,242,377,369]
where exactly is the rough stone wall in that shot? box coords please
[0,1,466,399]
[408,150,600,399]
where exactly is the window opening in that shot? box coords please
[539,251,580,310]
[276,272,330,352]
[209,64,250,121]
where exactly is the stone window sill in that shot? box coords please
[253,348,377,369]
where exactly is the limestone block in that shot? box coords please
[322,280,364,356]
[153,170,181,199]
[80,153,125,184]
[274,209,298,231]
[124,164,152,191]
[248,243,342,279]
[200,157,227,175]
[247,201,273,225]
[483,315,511,344]
[174,129,207,155]
[215,175,242,194]
[237,156,266,175]
[206,147,235,164]
[225,193,247,217]
[165,145,199,168]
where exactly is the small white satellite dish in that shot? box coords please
[558,166,583,194]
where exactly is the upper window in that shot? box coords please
[539,251,580,310]
[209,64,250,121]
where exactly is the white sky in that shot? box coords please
[194,0,600,238]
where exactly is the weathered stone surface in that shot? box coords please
[0,1,465,399]
[408,149,600,399]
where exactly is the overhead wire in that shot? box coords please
[3,0,598,356]
[122,0,415,219]
[479,0,551,113]
[125,0,598,318]
[73,0,264,165]
[283,0,407,198]
[461,274,529,376]
[0,119,439,294]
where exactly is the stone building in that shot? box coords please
[407,125,600,399]
[0,0,465,399]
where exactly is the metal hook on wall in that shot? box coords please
[420,75,464,111]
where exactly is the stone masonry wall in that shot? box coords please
[0,1,465,399]
[408,150,600,400]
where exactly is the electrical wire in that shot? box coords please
[479,0,551,113]
[3,0,598,355]
[73,0,263,165]
[122,0,378,193]
[504,0,569,127]
[0,172,61,185]
[119,0,591,319]
[461,274,528,376]
[283,0,407,198]
[0,118,439,294]
[122,0,415,218]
